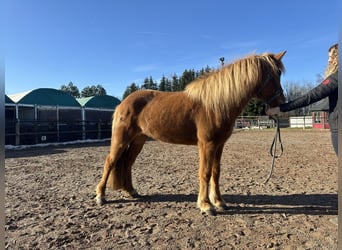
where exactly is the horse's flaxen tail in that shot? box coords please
[105,107,128,190]
[106,147,128,190]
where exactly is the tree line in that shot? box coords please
[61,70,322,117]
[122,69,322,117]
[122,66,212,99]
[60,82,106,98]
[123,66,268,116]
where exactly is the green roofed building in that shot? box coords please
[9,88,81,107]
[77,95,120,140]
[5,89,121,145]
[7,88,83,145]
[5,95,15,104]
[77,95,120,109]
[5,95,16,145]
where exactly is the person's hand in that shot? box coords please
[266,107,280,116]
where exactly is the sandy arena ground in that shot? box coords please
[5,129,337,249]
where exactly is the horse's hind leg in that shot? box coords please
[209,144,228,211]
[121,135,147,197]
[95,135,146,204]
[95,142,127,205]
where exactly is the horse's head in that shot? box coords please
[256,51,286,107]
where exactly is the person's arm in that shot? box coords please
[266,106,280,116]
[279,72,337,112]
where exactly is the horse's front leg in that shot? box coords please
[209,144,228,211]
[197,141,216,216]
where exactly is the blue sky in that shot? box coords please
[4,1,338,99]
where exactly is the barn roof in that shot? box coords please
[310,98,329,111]
[5,95,15,104]
[77,95,120,109]
[8,88,81,107]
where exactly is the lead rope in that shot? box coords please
[264,116,283,184]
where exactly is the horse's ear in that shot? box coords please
[274,51,287,60]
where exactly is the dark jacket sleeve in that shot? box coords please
[279,72,338,112]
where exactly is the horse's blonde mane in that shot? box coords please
[185,53,284,115]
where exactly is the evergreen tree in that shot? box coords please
[141,76,157,90]
[242,98,265,116]
[141,77,150,90]
[179,69,196,90]
[81,84,107,97]
[198,65,212,76]
[171,74,179,92]
[122,82,139,99]
[149,76,158,90]
[60,82,80,98]
[95,84,107,96]
[165,78,172,92]
[159,75,167,91]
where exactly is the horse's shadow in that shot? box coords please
[106,193,337,216]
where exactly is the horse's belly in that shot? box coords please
[130,91,198,145]
[139,110,198,145]
[150,129,198,145]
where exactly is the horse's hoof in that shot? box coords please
[95,196,106,205]
[127,190,142,199]
[131,193,142,199]
[216,203,229,211]
[201,208,217,216]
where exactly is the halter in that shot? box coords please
[256,67,283,106]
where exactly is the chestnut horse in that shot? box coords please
[96,51,286,215]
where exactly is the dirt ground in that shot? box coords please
[5,129,337,249]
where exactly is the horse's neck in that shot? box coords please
[233,82,259,113]
[219,79,261,123]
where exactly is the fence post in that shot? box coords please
[15,119,20,145]
[82,108,86,140]
[56,105,60,142]
[97,119,102,139]
[34,105,38,143]
[34,120,38,144]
